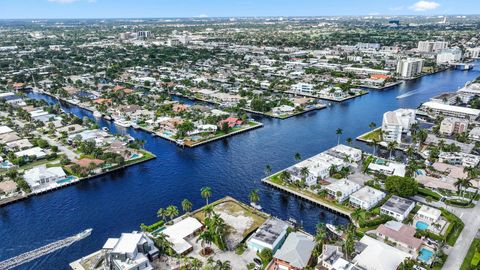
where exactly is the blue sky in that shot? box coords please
[1,0,479,19]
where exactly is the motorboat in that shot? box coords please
[250,202,262,210]
[326,223,343,237]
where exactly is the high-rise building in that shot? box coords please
[437,48,462,64]
[417,41,449,53]
[137,31,152,39]
[396,58,424,78]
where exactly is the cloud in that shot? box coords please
[409,1,440,11]
[197,14,208,18]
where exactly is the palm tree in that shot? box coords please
[189,258,203,270]
[346,137,353,146]
[300,167,310,180]
[182,198,193,213]
[294,152,301,161]
[249,189,260,206]
[368,122,376,131]
[454,178,472,197]
[387,141,398,160]
[157,207,166,221]
[214,260,232,270]
[196,230,214,254]
[406,146,414,159]
[336,128,343,145]
[201,186,212,205]
[280,170,291,182]
[264,164,272,176]
[464,166,479,180]
[154,233,172,255]
[351,208,366,226]
[166,205,179,221]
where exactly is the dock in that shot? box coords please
[261,176,352,219]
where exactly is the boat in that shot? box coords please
[93,111,102,118]
[326,223,343,237]
[102,127,109,132]
[104,115,112,120]
[115,119,131,128]
[250,202,262,210]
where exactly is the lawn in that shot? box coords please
[442,208,465,246]
[418,187,442,201]
[359,128,382,142]
[460,238,480,270]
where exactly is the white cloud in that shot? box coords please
[409,1,440,11]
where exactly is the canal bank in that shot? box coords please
[0,63,479,270]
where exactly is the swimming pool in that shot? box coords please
[418,248,434,263]
[416,221,429,231]
[56,176,77,185]
[130,153,140,159]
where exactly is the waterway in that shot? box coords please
[0,64,479,269]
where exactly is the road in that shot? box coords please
[442,202,480,269]
[34,132,79,161]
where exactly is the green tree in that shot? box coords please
[336,128,343,145]
[201,186,212,205]
[249,189,260,205]
[182,198,193,213]
[257,248,273,267]
[385,176,418,197]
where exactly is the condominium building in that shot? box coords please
[421,101,480,120]
[349,186,386,210]
[380,196,415,222]
[291,82,314,95]
[467,47,480,59]
[396,58,424,78]
[417,41,449,53]
[437,48,462,65]
[439,117,469,136]
[381,109,416,143]
[325,179,361,202]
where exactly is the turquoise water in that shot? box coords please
[130,153,140,159]
[56,176,77,185]
[0,161,13,169]
[418,248,434,263]
[416,221,429,231]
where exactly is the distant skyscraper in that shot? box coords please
[417,41,449,53]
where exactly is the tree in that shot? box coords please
[387,141,398,160]
[257,248,273,267]
[385,176,418,197]
[346,137,353,146]
[397,258,415,270]
[264,164,272,176]
[165,205,179,221]
[201,186,212,205]
[249,189,260,205]
[294,152,301,161]
[157,208,167,221]
[336,128,343,145]
[182,198,193,213]
[280,170,291,182]
[196,230,214,255]
[300,167,310,180]
[369,122,376,131]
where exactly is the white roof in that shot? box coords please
[422,101,480,116]
[112,233,143,254]
[14,147,47,158]
[163,217,203,240]
[353,235,411,270]
[417,205,441,220]
[0,126,13,135]
[103,238,119,249]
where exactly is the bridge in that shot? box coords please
[0,229,92,270]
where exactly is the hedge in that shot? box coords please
[442,208,465,246]
[141,220,165,232]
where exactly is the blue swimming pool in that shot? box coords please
[56,176,77,185]
[418,248,434,263]
[416,221,429,231]
[130,153,140,159]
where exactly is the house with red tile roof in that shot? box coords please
[374,221,423,254]
[218,117,243,128]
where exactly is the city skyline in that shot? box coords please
[1,0,480,19]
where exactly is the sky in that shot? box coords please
[1,0,479,19]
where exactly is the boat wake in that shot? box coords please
[396,89,423,99]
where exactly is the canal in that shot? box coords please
[1,64,479,269]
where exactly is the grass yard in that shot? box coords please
[359,128,382,142]
[460,238,480,270]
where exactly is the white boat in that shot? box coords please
[115,119,131,128]
[250,202,262,210]
[93,111,102,118]
[104,115,112,120]
[326,223,343,237]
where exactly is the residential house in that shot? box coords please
[316,244,358,270]
[380,195,415,222]
[375,221,423,254]
[349,186,386,210]
[439,117,469,136]
[24,165,66,191]
[162,217,203,255]
[353,235,412,270]
[247,218,289,253]
[269,232,316,270]
[325,180,361,202]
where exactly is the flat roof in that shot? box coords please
[422,101,480,116]
[381,195,415,215]
[249,218,288,245]
[0,126,13,135]
[354,236,411,270]
[163,217,203,241]
[350,186,385,203]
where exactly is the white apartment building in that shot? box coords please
[380,196,415,222]
[325,179,361,202]
[439,117,469,136]
[438,152,480,167]
[417,41,449,53]
[381,109,416,143]
[467,47,480,59]
[437,48,462,65]
[421,101,480,120]
[349,186,386,210]
[291,82,314,95]
[396,58,424,78]
[327,144,363,163]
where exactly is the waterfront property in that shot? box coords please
[324,180,361,203]
[161,216,203,255]
[374,221,423,255]
[268,232,316,270]
[352,235,412,270]
[349,186,386,210]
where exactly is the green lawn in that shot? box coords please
[460,238,480,270]
[360,128,382,142]
[418,187,442,201]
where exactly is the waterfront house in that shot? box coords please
[103,231,159,270]
[381,109,416,143]
[218,117,243,128]
[438,152,480,167]
[368,159,406,177]
[272,105,295,115]
[247,217,289,253]
[0,180,18,196]
[326,144,363,163]
[6,139,33,151]
[162,217,203,255]
[375,221,423,254]
[325,179,361,202]
[24,165,66,191]
[349,186,386,210]
[269,232,316,270]
[380,196,415,222]
[353,235,412,270]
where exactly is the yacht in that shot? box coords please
[93,111,102,118]
[115,119,131,128]
[326,223,343,237]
